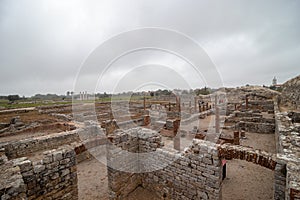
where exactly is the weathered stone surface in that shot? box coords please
[1,145,78,200]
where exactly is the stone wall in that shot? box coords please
[1,145,78,200]
[0,149,27,199]
[106,128,141,199]
[107,127,285,200]
[107,128,222,200]
[236,121,275,134]
[0,130,79,159]
[248,100,274,112]
[281,74,300,108]
[218,144,277,170]
[274,99,300,200]
[240,117,275,124]
[141,140,222,200]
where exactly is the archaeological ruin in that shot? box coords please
[1,75,300,200]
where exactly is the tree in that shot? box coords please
[8,95,20,102]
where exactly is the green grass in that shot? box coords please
[0,95,154,109]
[0,100,72,109]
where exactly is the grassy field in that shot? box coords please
[0,95,153,110]
[0,99,71,109]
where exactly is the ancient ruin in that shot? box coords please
[1,75,300,200]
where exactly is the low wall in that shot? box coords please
[218,144,277,170]
[106,128,141,199]
[274,99,300,200]
[0,130,79,159]
[141,140,222,199]
[1,146,78,200]
[249,100,274,112]
[237,121,275,134]
[107,126,288,200]
[107,128,222,200]
[0,149,27,199]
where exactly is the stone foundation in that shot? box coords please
[1,146,78,200]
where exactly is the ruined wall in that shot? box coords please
[107,129,222,200]
[237,121,275,134]
[106,128,141,199]
[218,144,277,170]
[107,126,289,200]
[248,100,275,112]
[0,130,79,159]
[274,99,300,200]
[1,146,78,200]
[0,149,27,199]
[141,140,222,200]
[281,74,300,108]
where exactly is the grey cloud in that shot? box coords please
[0,0,300,96]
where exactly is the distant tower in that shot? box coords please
[272,76,277,86]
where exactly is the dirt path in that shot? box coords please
[77,158,109,200]
[222,132,275,200]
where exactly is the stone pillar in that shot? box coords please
[105,120,118,135]
[173,134,180,151]
[215,96,220,134]
[245,96,249,109]
[234,103,237,110]
[233,131,240,145]
[173,119,180,151]
[176,96,181,112]
[143,96,146,110]
[240,130,246,138]
[143,115,150,126]
[194,97,197,112]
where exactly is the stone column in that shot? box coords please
[194,97,197,112]
[143,115,150,126]
[240,130,246,138]
[173,134,180,151]
[173,119,180,151]
[233,131,240,145]
[176,96,181,112]
[215,95,220,134]
[245,96,249,109]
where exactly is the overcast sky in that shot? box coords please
[0,0,300,96]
